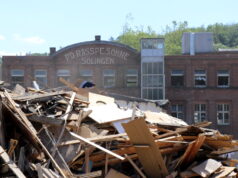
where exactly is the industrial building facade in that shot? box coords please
[2,34,238,136]
[2,36,165,101]
[166,52,238,135]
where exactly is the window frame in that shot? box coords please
[79,69,93,82]
[194,70,207,88]
[171,104,184,119]
[57,69,71,86]
[217,70,229,88]
[103,69,116,88]
[34,69,47,89]
[11,69,24,87]
[194,104,206,123]
[125,69,138,87]
[171,69,184,87]
[217,104,230,125]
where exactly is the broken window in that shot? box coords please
[171,70,184,87]
[126,69,138,87]
[217,70,229,88]
[194,104,206,123]
[79,69,93,82]
[11,69,24,87]
[141,38,164,49]
[171,104,184,119]
[57,69,70,86]
[34,70,47,89]
[194,70,206,87]
[217,104,229,125]
[103,69,115,88]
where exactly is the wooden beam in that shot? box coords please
[0,146,26,178]
[69,132,125,160]
[176,134,206,168]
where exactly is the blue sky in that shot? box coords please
[0,0,237,56]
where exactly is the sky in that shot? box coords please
[0,0,237,56]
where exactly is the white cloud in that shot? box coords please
[0,35,5,40]
[13,34,45,44]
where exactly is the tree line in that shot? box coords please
[113,21,238,55]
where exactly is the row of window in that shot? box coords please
[171,103,230,125]
[141,62,164,100]
[10,69,139,88]
[171,69,230,88]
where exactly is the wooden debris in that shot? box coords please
[191,159,222,177]
[122,118,168,178]
[105,169,129,178]
[1,84,238,178]
[0,145,26,178]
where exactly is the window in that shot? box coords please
[217,104,230,125]
[194,104,206,123]
[103,69,115,88]
[217,70,229,88]
[57,69,70,86]
[126,69,138,87]
[142,62,164,100]
[11,69,24,87]
[141,39,164,49]
[34,70,47,89]
[79,69,93,82]
[171,70,184,87]
[171,104,184,119]
[194,70,206,87]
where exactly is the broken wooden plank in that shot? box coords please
[176,134,206,168]
[122,118,168,178]
[12,90,66,102]
[211,166,236,178]
[18,147,25,172]
[124,154,146,178]
[69,132,125,160]
[79,170,102,178]
[59,77,89,98]
[210,147,238,155]
[50,92,76,162]
[191,159,222,177]
[0,101,6,148]
[28,115,64,126]
[0,146,26,178]
[105,169,129,178]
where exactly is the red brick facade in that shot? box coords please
[165,52,238,136]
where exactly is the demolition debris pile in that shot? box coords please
[0,84,238,178]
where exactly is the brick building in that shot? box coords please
[2,36,165,100]
[2,34,238,137]
[165,52,238,136]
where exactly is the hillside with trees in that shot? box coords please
[114,21,238,55]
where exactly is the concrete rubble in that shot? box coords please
[0,81,238,178]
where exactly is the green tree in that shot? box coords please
[116,25,159,51]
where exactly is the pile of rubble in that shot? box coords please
[1,83,238,178]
